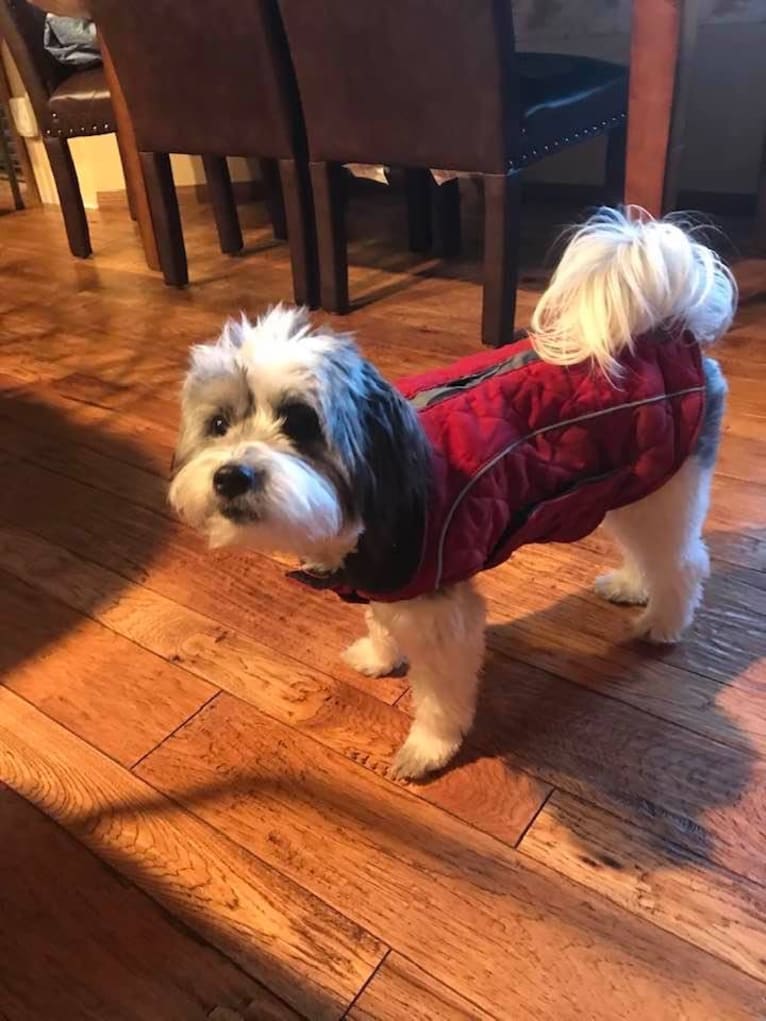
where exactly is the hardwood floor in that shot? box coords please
[0,191,764,1020]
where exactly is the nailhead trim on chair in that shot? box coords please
[508,111,626,171]
[45,113,115,138]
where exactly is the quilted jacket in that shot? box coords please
[293,328,706,603]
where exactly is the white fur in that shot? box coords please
[342,607,406,677]
[598,456,713,643]
[369,583,486,780]
[530,206,737,378]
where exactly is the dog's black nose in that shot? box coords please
[213,463,258,499]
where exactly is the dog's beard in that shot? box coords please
[169,445,347,557]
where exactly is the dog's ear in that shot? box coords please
[341,363,430,595]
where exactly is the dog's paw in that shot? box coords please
[390,728,462,782]
[633,611,685,645]
[342,638,405,678]
[594,569,648,606]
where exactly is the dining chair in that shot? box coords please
[89,0,317,303]
[278,0,628,345]
[0,0,136,256]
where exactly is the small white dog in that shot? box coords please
[170,208,736,780]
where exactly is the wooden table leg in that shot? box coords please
[100,39,160,270]
[625,0,701,216]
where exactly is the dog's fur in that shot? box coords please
[170,208,736,780]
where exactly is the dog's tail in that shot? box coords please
[530,206,737,378]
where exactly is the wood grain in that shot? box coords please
[0,688,384,1020]
[519,791,766,982]
[136,692,766,1021]
[477,542,766,755]
[468,650,766,884]
[0,567,214,766]
[0,457,403,703]
[347,954,494,1021]
[0,783,300,1021]
[0,525,549,846]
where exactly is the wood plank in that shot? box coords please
[477,542,766,755]
[0,783,300,1021]
[519,791,766,982]
[0,525,549,846]
[347,954,494,1021]
[135,692,766,1020]
[0,567,214,766]
[469,649,766,884]
[0,375,176,475]
[0,458,406,703]
[0,689,385,1020]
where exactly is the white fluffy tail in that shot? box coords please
[530,206,737,378]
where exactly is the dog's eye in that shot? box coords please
[207,414,229,437]
[279,401,321,447]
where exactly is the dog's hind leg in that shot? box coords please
[597,357,725,643]
[600,455,714,644]
[373,581,486,780]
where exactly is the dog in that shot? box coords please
[170,208,736,781]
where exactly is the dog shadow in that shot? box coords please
[453,532,765,877]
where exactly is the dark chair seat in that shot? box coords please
[48,66,114,137]
[514,53,627,170]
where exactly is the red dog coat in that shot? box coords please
[292,328,706,603]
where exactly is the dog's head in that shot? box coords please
[170,306,430,589]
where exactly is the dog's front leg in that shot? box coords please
[374,582,486,781]
[342,606,406,677]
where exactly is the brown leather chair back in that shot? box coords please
[278,0,522,174]
[0,0,68,125]
[89,0,304,159]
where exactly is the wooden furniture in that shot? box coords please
[89,0,317,302]
[279,0,628,346]
[625,0,702,216]
[0,54,25,208]
[0,0,135,255]
[756,129,766,254]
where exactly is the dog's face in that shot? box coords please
[169,306,369,559]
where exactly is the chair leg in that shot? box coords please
[432,177,461,257]
[260,157,287,241]
[139,151,187,286]
[404,168,432,253]
[309,160,348,313]
[605,122,627,206]
[756,130,766,254]
[202,155,243,255]
[43,136,91,258]
[279,158,319,308]
[0,109,23,210]
[113,122,138,220]
[482,172,521,348]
